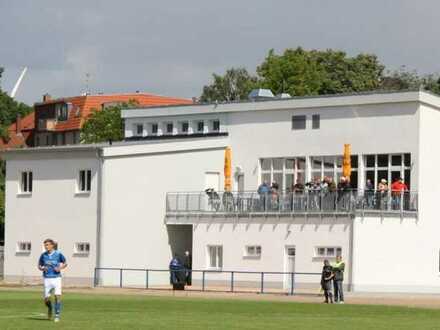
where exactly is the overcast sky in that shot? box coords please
[1,0,439,105]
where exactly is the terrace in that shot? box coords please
[165,190,418,222]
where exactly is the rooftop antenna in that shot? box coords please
[85,72,91,95]
[10,67,28,99]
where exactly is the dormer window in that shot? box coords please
[55,103,69,121]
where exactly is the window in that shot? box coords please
[315,247,342,258]
[55,104,68,121]
[181,122,189,133]
[135,124,143,136]
[311,155,359,188]
[312,114,320,129]
[245,245,262,258]
[197,121,204,133]
[151,123,158,135]
[364,153,411,190]
[17,241,31,253]
[20,171,33,193]
[78,170,92,193]
[260,157,306,190]
[207,245,223,269]
[166,123,174,134]
[212,120,220,132]
[292,115,306,130]
[74,242,90,255]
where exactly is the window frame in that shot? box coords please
[312,114,320,129]
[197,121,205,133]
[55,103,69,122]
[211,120,220,132]
[364,153,411,190]
[134,123,144,137]
[314,246,342,258]
[292,115,307,130]
[165,122,174,135]
[19,170,33,195]
[207,245,223,270]
[16,241,32,254]
[244,245,262,259]
[74,242,90,255]
[77,169,92,194]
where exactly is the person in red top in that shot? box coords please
[391,177,408,210]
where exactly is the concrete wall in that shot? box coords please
[4,150,99,285]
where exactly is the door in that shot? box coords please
[284,246,296,290]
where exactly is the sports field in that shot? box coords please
[1,290,440,329]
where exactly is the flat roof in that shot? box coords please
[122,90,440,119]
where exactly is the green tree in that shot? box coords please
[200,68,258,102]
[80,100,139,144]
[257,48,384,96]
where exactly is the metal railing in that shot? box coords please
[94,267,322,296]
[166,190,418,215]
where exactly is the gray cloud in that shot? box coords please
[1,0,440,105]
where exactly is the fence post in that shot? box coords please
[260,272,264,294]
[119,269,123,288]
[145,269,149,289]
[202,271,206,291]
[230,271,234,292]
[290,273,295,295]
[93,268,97,287]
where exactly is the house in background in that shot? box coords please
[0,112,35,150]
[33,93,192,146]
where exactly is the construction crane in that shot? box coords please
[10,67,28,99]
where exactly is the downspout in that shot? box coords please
[348,216,355,292]
[95,148,104,286]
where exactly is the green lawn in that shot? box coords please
[0,290,439,329]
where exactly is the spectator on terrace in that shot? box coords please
[337,176,352,210]
[292,180,305,211]
[258,181,270,211]
[270,181,280,210]
[365,179,374,208]
[377,179,388,209]
[391,177,408,210]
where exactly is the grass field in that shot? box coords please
[1,290,440,329]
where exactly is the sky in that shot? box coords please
[1,0,439,105]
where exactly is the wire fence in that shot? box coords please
[94,268,323,296]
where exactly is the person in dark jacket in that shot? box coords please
[332,255,345,303]
[183,251,192,286]
[169,254,185,290]
[321,260,334,304]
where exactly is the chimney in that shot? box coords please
[42,93,52,102]
[16,114,22,135]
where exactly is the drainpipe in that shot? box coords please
[95,148,104,285]
[348,217,355,292]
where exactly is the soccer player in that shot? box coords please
[38,239,67,322]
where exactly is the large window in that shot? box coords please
[207,245,223,269]
[364,153,411,189]
[20,171,33,193]
[310,155,358,188]
[260,157,306,190]
[292,115,306,130]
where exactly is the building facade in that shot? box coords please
[3,91,439,293]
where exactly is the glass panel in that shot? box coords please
[86,170,91,191]
[377,170,388,185]
[297,158,306,171]
[311,157,322,170]
[391,171,401,184]
[366,155,375,168]
[327,248,335,256]
[336,156,343,168]
[350,155,358,169]
[317,248,325,256]
[209,247,216,268]
[273,173,283,190]
[312,114,320,129]
[22,172,27,192]
[261,159,271,171]
[404,169,411,190]
[28,172,33,192]
[256,246,261,255]
[80,171,86,191]
[366,170,375,188]
[285,159,295,170]
[217,247,223,268]
[292,115,306,130]
[288,248,296,256]
[262,173,271,185]
[377,154,388,167]
[404,153,411,167]
[349,171,358,189]
[336,247,342,256]
[323,156,334,169]
[391,155,402,166]
[197,121,204,132]
[286,174,294,191]
[273,158,283,171]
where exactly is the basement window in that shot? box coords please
[17,241,32,254]
[74,242,90,255]
[20,171,33,194]
[315,247,342,258]
[244,245,262,258]
[78,170,92,193]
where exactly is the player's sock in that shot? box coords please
[54,302,61,316]
[45,300,52,310]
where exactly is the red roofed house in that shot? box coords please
[0,112,35,150]
[32,93,192,147]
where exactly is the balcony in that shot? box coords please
[165,190,418,221]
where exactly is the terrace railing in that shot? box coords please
[166,189,418,216]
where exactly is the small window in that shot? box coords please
[151,123,158,134]
[166,123,174,134]
[135,124,143,136]
[56,104,68,121]
[197,121,204,133]
[315,247,342,258]
[245,245,262,258]
[17,241,31,253]
[312,114,320,129]
[287,247,296,256]
[78,170,92,193]
[292,115,306,130]
[20,171,33,193]
[181,122,189,133]
[74,242,90,255]
[207,245,223,269]
[212,120,220,132]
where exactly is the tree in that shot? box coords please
[379,67,440,94]
[200,68,258,102]
[257,48,384,96]
[80,100,139,144]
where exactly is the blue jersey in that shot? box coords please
[38,251,66,278]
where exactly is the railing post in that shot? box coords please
[176,194,180,212]
[290,272,294,295]
[202,271,206,291]
[260,272,264,294]
[119,268,123,288]
[186,193,189,212]
[93,268,97,287]
[145,269,149,289]
[230,271,234,292]
[198,192,202,212]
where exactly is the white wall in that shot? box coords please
[4,150,99,285]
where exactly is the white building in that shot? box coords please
[2,90,439,293]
